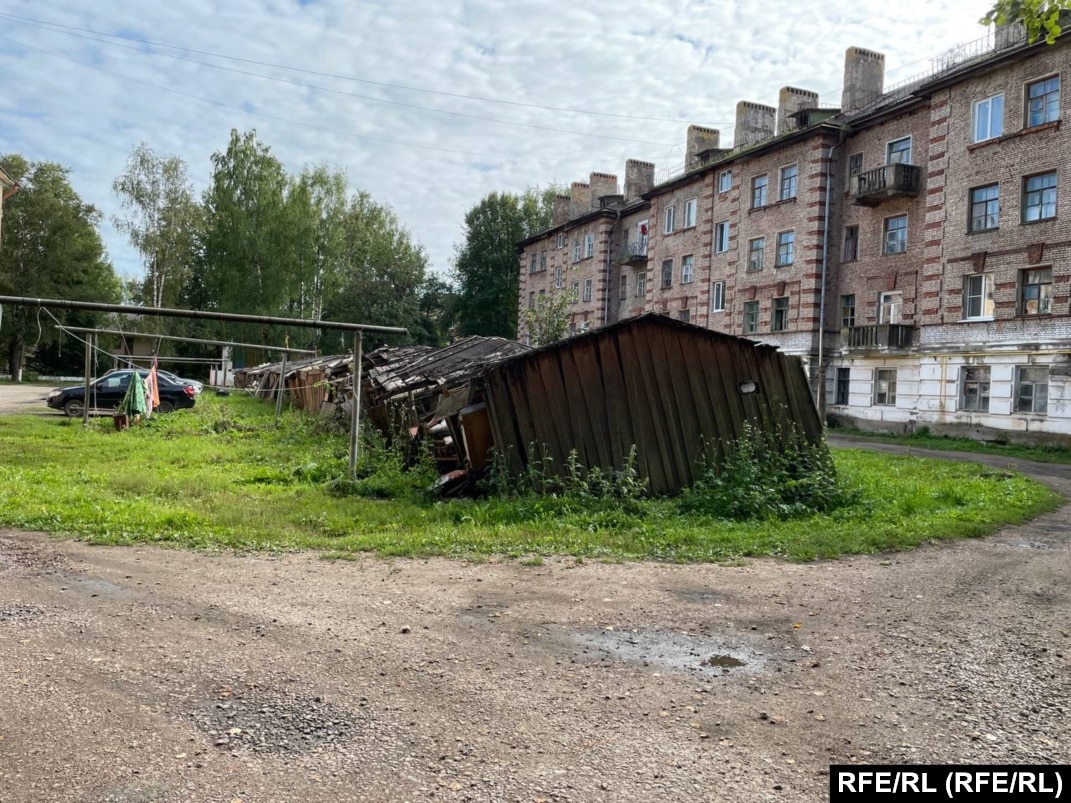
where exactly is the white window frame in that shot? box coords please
[661,259,674,289]
[619,272,628,300]
[556,232,565,249]
[683,197,698,228]
[962,274,995,320]
[681,254,694,284]
[779,164,798,200]
[886,136,912,165]
[635,271,647,298]
[570,281,580,302]
[582,278,593,302]
[714,220,729,253]
[771,296,789,332]
[554,266,564,289]
[572,238,581,264]
[879,291,903,324]
[663,204,676,234]
[742,300,759,334]
[711,280,725,312]
[972,93,1004,143]
[717,170,732,193]
[584,232,595,258]
[775,230,795,267]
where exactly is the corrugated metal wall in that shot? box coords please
[478,315,822,495]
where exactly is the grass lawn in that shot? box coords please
[0,394,1061,562]
[829,426,1071,464]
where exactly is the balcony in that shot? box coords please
[845,324,915,352]
[850,163,921,206]
[619,240,649,267]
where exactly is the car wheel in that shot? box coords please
[157,400,175,414]
[63,399,84,418]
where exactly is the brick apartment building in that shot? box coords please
[517,25,1071,444]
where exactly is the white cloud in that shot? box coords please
[0,0,992,282]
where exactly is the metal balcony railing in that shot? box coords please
[846,324,915,351]
[850,163,922,205]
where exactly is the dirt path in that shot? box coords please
[2,447,1070,802]
[0,382,56,415]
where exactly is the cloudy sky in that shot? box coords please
[0,1,993,282]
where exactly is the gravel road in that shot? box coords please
[1,392,1069,802]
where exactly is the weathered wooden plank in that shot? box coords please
[483,372,525,476]
[645,324,692,490]
[660,325,710,485]
[558,344,600,469]
[569,337,614,471]
[532,352,577,472]
[595,332,631,472]
[614,326,661,490]
[622,323,678,494]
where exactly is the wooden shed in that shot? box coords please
[468,314,821,495]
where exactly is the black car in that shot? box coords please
[47,369,197,417]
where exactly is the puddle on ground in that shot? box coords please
[572,629,769,676]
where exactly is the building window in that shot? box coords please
[711,280,725,312]
[883,214,908,254]
[619,273,627,300]
[886,137,912,165]
[663,204,676,234]
[554,266,563,289]
[584,233,595,258]
[747,237,766,271]
[678,308,691,323]
[963,274,994,320]
[779,164,798,200]
[1020,267,1053,314]
[835,367,851,406]
[582,278,592,302]
[840,294,856,328]
[661,259,674,289]
[1015,366,1049,413]
[568,322,576,337]
[528,291,536,310]
[529,254,538,273]
[539,251,547,271]
[570,281,580,302]
[879,291,903,324]
[635,272,647,297]
[969,184,1000,231]
[572,238,581,263]
[683,197,697,228]
[751,175,768,208]
[1023,172,1057,222]
[681,255,694,284]
[771,296,789,332]
[848,152,863,178]
[743,300,759,334]
[874,368,897,406]
[1026,75,1060,127]
[843,225,859,262]
[556,232,565,249]
[714,220,729,253]
[775,231,795,267]
[960,366,991,412]
[972,93,1005,142]
[717,169,732,193]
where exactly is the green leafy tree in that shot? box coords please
[981,0,1071,43]
[452,187,556,339]
[0,155,120,378]
[523,290,570,346]
[112,143,202,313]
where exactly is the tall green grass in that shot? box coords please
[0,394,1060,562]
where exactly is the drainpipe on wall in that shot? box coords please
[603,207,623,326]
[815,134,846,413]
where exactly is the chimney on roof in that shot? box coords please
[570,181,591,218]
[685,125,720,168]
[777,86,820,134]
[624,159,654,201]
[552,193,572,226]
[589,172,619,209]
[734,101,776,147]
[841,47,885,113]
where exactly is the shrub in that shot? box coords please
[678,422,861,521]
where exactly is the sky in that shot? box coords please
[0,1,995,282]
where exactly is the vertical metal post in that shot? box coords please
[348,331,364,478]
[274,351,288,424]
[82,332,92,427]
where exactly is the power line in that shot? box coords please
[0,11,726,127]
[1,33,663,163]
[3,18,682,148]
